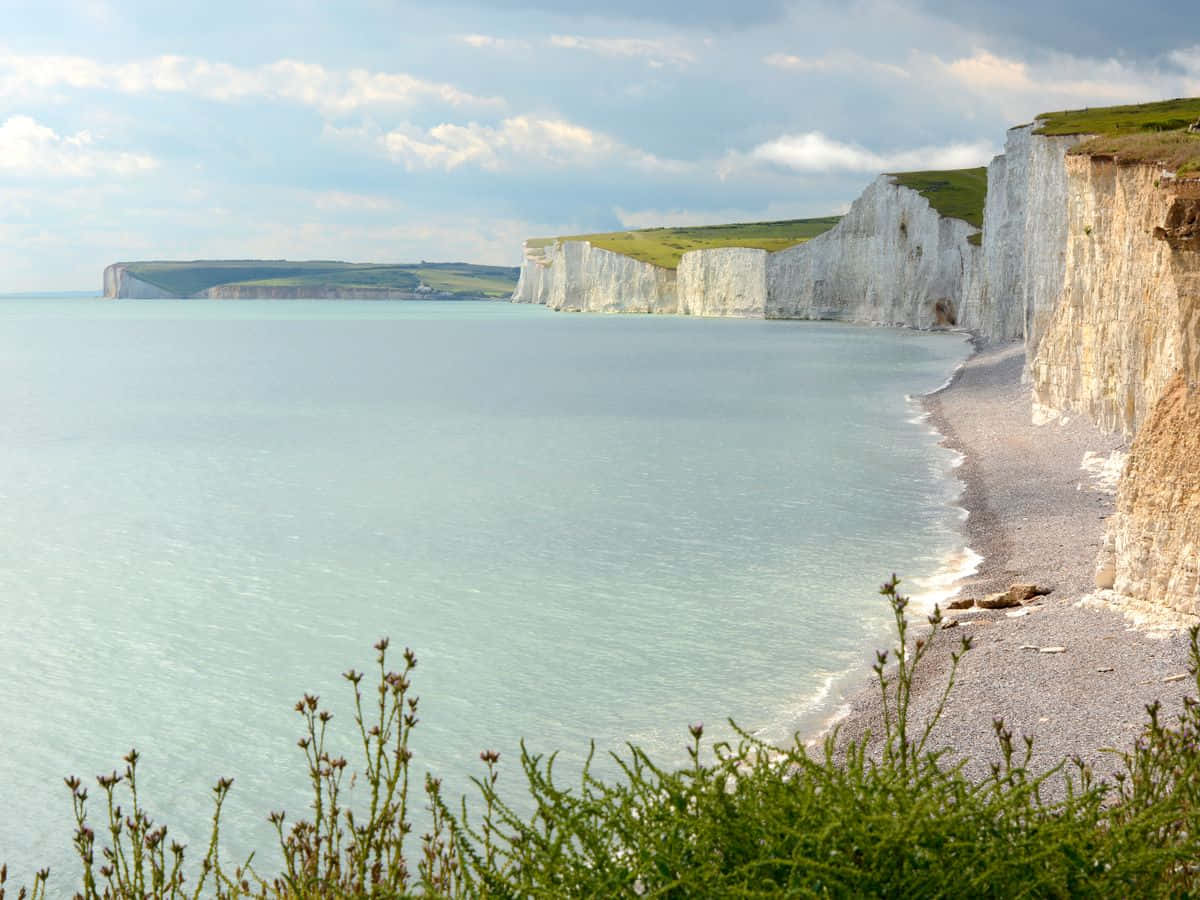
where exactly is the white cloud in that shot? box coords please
[941,51,1031,92]
[1172,46,1200,73]
[764,51,908,79]
[456,34,530,51]
[1168,46,1200,93]
[723,131,996,177]
[924,49,1197,116]
[0,52,503,115]
[383,115,686,173]
[313,191,395,212]
[549,35,694,67]
[0,115,157,176]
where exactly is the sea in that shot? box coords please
[0,298,972,882]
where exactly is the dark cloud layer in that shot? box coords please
[450,0,789,27]
[916,0,1198,58]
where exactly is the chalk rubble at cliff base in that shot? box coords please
[833,343,1195,776]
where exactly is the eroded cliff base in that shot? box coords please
[833,342,1194,782]
[1103,374,1200,617]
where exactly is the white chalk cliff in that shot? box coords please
[512,124,1086,347]
[766,175,980,329]
[968,125,1083,350]
[512,241,677,313]
[103,264,176,299]
[677,247,768,317]
[513,114,1200,617]
[515,174,985,326]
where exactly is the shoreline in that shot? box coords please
[825,339,1198,780]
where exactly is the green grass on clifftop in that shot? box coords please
[530,217,841,269]
[1035,98,1200,136]
[888,167,988,229]
[1036,98,1200,174]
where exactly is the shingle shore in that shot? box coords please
[832,340,1197,782]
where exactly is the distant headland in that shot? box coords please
[102,260,518,300]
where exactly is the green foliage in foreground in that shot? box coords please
[889,167,988,229]
[529,218,842,270]
[122,261,519,299]
[9,578,1200,897]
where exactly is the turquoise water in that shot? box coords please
[0,299,969,881]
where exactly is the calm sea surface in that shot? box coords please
[0,298,969,880]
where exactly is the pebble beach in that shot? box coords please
[835,340,1199,782]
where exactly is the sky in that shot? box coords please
[1,0,1198,290]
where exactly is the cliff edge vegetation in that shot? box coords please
[889,167,988,241]
[1037,97,1200,174]
[528,217,841,269]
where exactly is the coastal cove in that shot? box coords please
[0,298,971,881]
[9,0,1200,882]
[502,96,1200,799]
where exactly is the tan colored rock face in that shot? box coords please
[1106,374,1200,616]
[1155,195,1200,252]
[1028,160,1200,616]
[1031,159,1200,436]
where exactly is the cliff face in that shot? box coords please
[103,264,176,299]
[766,175,980,329]
[965,126,1083,347]
[1009,145,1200,617]
[1102,374,1200,616]
[510,128,1086,341]
[512,123,1200,617]
[1034,166,1200,615]
[511,244,552,305]
[1031,163,1200,435]
[514,175,984,325]
[677,247,768,316]
[512,240,678,313]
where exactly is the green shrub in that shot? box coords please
[10,578,1200,897]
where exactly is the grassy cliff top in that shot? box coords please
[888,167,988,229]
[120,260,518,298]
[1035,97,1200,136]
[528,217,842,269]
[1036,97,1200,175]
